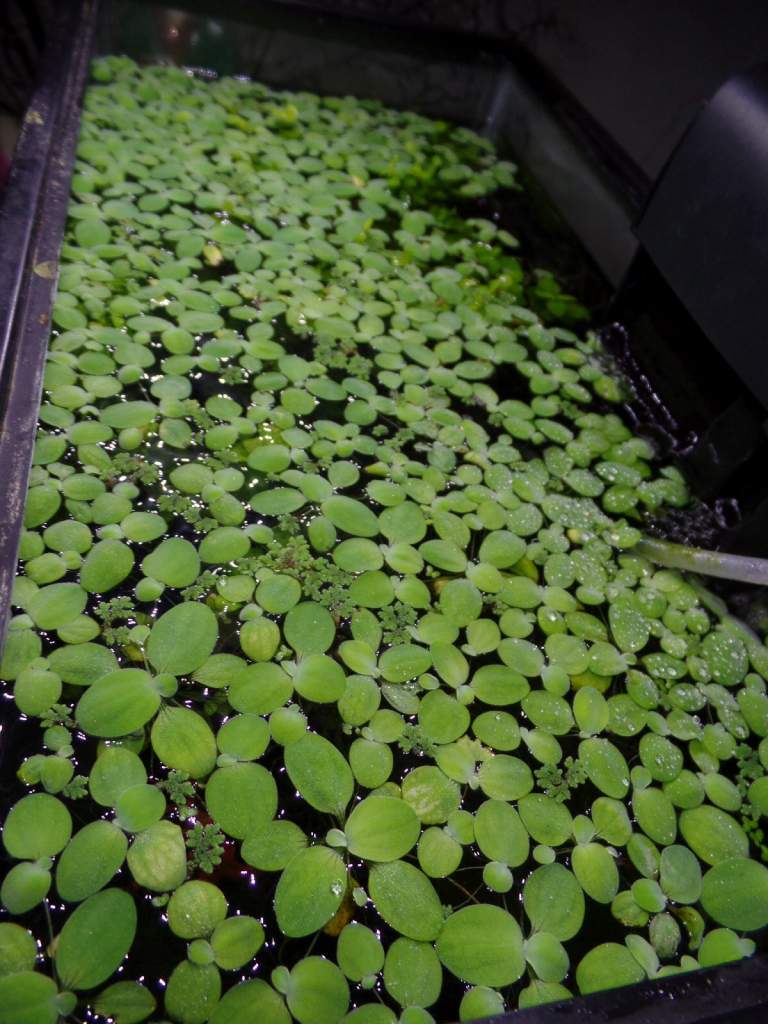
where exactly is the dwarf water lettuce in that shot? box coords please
[1,53,768,1024]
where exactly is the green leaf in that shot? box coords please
[99,400,158,429]
[517,793,571,845]
[402,765,460,824]
[241,820,307,871]
[575,942,645,995]
[114,784,166,833]
[240,617,280,661]
[632,787,677,846]
[571,842,619,904]
[659,844,702,904]
[1,863,51,914]
[151,706,217,778]
[126,821,187,892]
[417,827,462,878]
[499,638,545,678]
[76,669,161,738]
[525,931,569,983]
[337,924,384,982]
[698,928,755,968]
[27,583,87,629]
[24,479,62,528]
[701,631,748,686]
[608,602,650,653]
[47,643,118,687]
[147,602,218,675]
[13,674,54,726]
[141,538,200,588]
[0,628,42,681]
[208,980,290,1024]
[55,888,137,990]
[579,738,630,798]
[322,496,379,537]
[284,602,336,654]
[248,444,291,473]
[178,311,224,333]
[700,858,768,931]
[293,654,347,703]
[368,860,443,941]
[478,530,526,568]
[378,644,431,683]
[164,961,221,1024]
[344,796,420,862]
[205,763,278,839]
[333,539,383,573]
[473,799,529,866]
[250,487,305,516]
[440,579,482,627]
[459,987,506,1021]
[93,981,157,1024]
[56,820,127,902]
[274,846,347,937]
[256,574,302,613]
[199,527,251,565]
[80,539,135,593]
[436,905,525,987]
[3,792,71,860]
[522,691,573,735]
[0,924,37,978]
[89,747,146,806]
[121,512,167,543]
[349,738,393,788]
[419,539,467,574]
[679,805,749,865]
[418,690,469,744]
[168,881,228,939]
[217,714,270,761]
[210,916,264,971]
[0,972,60,1024]
[384,937,442,1008]
[545,634,589,675]
[284,733,353,816]
[286,956,349,1024]
[338,640,378,677]
[523,864,584,940]
[470,664,529,705]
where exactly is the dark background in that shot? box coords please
[3,0,768,186]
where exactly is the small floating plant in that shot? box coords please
[1,54,768,1024]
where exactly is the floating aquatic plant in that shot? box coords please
[1,52,768,1024]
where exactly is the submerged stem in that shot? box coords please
[636,537,768,587]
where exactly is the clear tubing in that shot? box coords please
[636,537,768,588]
